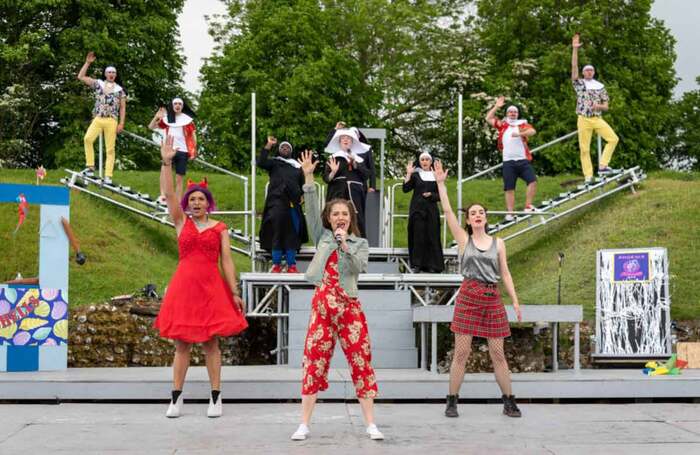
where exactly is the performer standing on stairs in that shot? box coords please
[257,136,308,273]
[485,96,538,221]
[571,33,619,183]
[149,97,198,204]
[433,160,524,419]
[153,136,248,419]
[291,150,384,441]
[402,152,444,273]
[77,51,127,185]
[323,127,371,237]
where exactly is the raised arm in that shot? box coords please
[571,33,581,81]
[486,96,505,128]
[77,52,97,87]
[497,238,521,321]
[256,136,277,171]
[299,150,323,244]
[402,160,415,193]
[160,136,186,231]
[433,160,467,249]
[323,157,340,183]
[148,107,166,130]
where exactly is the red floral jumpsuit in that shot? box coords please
[301,251,378,398]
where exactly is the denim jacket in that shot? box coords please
[302,183,368,297]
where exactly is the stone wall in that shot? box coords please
[68,297,276,367]
[67,297,700,370]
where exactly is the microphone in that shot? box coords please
[558,252,565,264]
[335,233,343,245]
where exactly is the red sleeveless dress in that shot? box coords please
[154,218,248,342]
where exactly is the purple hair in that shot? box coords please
[180,185,217,213]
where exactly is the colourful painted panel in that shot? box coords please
[0,287,68,347]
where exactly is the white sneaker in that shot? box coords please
[504,214,515,222]
[584,177,593,185]
[523,205,540,213]
[166,394,183,418]
[157,195,167,205]
[81,168,95,178]
[103,177,113,185]
[291,423,310,441]
[207,394,223,418]
[366,423,384,440]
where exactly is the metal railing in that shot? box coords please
[102,129,255,252]
[387,181,449,251]
[460,131,580,184]
[385,130,604,249]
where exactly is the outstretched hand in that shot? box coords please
[160,135,176,163]
[572,33,582,48]
[265,136,277,149]
[406,159,415,176]
[86,51,96,63]
[433,159,448,183]
[298,149,318,175]
[328,156,340,174]
[495,96,506,108]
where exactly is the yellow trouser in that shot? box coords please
[84,117,117,177]
[577,115,619,178]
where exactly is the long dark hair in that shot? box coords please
[461,203,488,235]
[321,199,361,237]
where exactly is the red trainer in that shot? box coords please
[286,265,299,274]
[271,264,282,273]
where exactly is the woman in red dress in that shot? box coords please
[154,136,248,418]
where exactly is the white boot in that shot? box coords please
[291,423,310,441]
[207,393,223,418]
[166,393,183,418]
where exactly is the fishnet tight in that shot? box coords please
[448,334,512,395]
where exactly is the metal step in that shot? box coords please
[288,288,417,368]
[287,347,418,369]
[488,166,645,236]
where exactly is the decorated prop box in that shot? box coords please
[0,184,70,371]
[595,248,671,358]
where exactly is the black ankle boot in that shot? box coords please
[502,394,522,418]
[445,394,459,417]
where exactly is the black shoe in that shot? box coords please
[445,394,459,418]
[502,394,522,418]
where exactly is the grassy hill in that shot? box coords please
[1,167,698,319]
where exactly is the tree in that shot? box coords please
[0,0,186,169]
[474,0,677,174]
[198,0,485,173]
[662,76,700,170]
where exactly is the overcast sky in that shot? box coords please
[179,0,699,97]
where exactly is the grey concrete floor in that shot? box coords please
[0,403,698,454]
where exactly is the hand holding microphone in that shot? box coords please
[334,227,348,251]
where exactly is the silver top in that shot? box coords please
[459,236,500,283]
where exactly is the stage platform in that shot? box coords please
[1,366,699,401]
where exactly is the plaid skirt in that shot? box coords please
[450,278,511,338]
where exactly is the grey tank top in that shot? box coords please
[459,236,500,283]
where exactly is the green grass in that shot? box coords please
[1,168,698,319]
